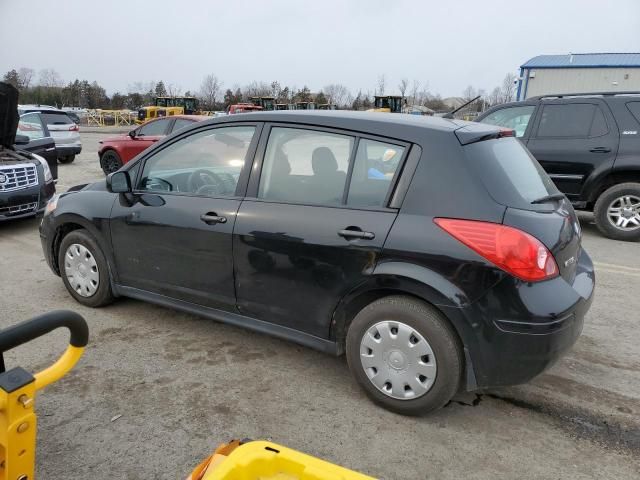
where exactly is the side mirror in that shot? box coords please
[14,134,30,145]
[107,171,131,193]
[128,130,137,139]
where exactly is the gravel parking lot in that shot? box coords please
[1,131,639,479]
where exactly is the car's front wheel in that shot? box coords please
[100,150,122,175]
[593,182,640,241]
[346,296,463,415]
[58,229,115,307]
[59,155,76,164]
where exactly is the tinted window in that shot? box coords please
[139,126,255,197]
[258,127,353,206]
[18,113,47,140]
[347,139,405,208]
[138,119,171,136]
[479,106,535,137]
[40,112,74,125]
[589,107,608,137]
[464,137,557,207]
[626,102,640,125]
[536,104,595,138]
[172,118,194,133]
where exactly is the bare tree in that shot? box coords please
[324,83,350,107]
[398,78,409,99]
[199,74,222,110]
[409,80,420,106]
[376,74,386,96]
[489,86,501,106]
[501,73,516,103]
[17,68,34,89]
[38,68,62,88]
[462,85,476,101]
[244,81,272,99]
[166,83,183,97]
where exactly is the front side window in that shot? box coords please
[536,103,596,138]
[258,127,353,206]
[479,106,535,137]
[138,126,255,197]
[17,113,46,140]
[171,118,194,133]
[138,118,171,136]
[347,139,405,208]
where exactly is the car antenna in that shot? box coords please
[441,95,481,119]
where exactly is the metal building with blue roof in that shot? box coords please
[516,53,640,100]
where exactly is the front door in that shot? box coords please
[234,126,407,338]
[526,100,618,201]
[110,124,259,310]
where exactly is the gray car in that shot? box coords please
[18,105,82,163]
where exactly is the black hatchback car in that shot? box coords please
[40,111,595,414]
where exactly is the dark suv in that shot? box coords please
[1,83,56,221]
[477,92,640,241]
[40,111,594,415]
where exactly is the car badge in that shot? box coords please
[0,173,7,184]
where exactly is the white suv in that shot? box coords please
[18,105,82,163]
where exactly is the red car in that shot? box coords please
[98,115,208,174]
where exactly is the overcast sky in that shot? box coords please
[1,0,639,98]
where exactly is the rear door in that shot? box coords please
[17,113,58,179]
[233,125,408,338]
[525,99,618,202]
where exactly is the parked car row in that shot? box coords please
[40,111,594,415]
[477,92,640,241]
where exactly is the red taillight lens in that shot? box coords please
[434,218,559,282]
[69,124,79,132]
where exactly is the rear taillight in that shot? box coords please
[434,218,559,282]
[69,124,79,132]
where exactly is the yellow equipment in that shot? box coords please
[295,102,316,110]
[0,310,88,480]
[250,97,276,111]
[369,96,404,113]
[156,96,198,114]
[187,440,375,480]
[317,104,336,110]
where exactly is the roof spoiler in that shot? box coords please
[455,123,515,145]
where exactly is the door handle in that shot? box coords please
[338,229,375,240]
[589,147,611,153]
[200,212,227,225]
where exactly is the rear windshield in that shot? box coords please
[40,112,74,125]
[463,137,557,208]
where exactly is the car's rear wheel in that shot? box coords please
[593,183,640,241]
[58,229,115,307]
[100,150,122,175]
[346,295,463,415]
[59,154,75,164]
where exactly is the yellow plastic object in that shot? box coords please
[199,441,376,480]
[34,345,84,391]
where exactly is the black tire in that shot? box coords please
[58,229,115,307]
[100,150,122,175]
[346,295,463,416]
[58,154,75,164]
[593,182,640,241]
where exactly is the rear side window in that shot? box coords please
[479,106,535,137]
[258,127,353,206]
[464,137,557,207]
[40,112,74,125]
[347,139,405,208]
[18,113,47,140]
[536,103,599,138]
[626,102,640,125]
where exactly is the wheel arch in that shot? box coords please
[587,168,640,206]
[51,213,119,290]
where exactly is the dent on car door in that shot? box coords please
[233,126,407,338]
[526,101,618,200]
[109,124,259,309]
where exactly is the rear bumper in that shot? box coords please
[56,144,82,157]
[444,247,595,390]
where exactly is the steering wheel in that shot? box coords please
[145,177,173,192]
[188,169,224,195]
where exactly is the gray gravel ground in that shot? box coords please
[1,131,639,479]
